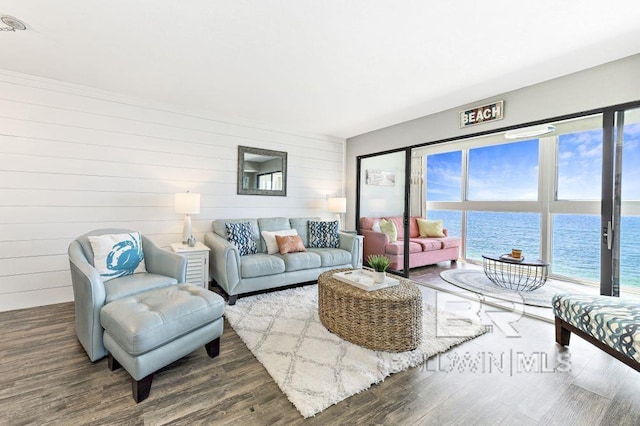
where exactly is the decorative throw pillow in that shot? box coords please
[88,232,147,282]
[379,219,397,242]
[308,220,340,248]
[261,229,298,255]
[372,220,382,232]
[276,235,307,254]
[417,218,445,238]
[226,222,258,256]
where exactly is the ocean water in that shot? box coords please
[427,210,640,288]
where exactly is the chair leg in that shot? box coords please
[228,294,238,305]
[108,353,121,371]
[555,318,571,346]
[205,337,221,358]
[133,374,154,403]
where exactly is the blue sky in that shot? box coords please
[427,123,640,202]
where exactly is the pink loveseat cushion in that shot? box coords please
[385,241,423,255]
[432,237,462,249]
[409,238,443,252]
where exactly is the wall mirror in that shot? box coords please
[237,146,288,196]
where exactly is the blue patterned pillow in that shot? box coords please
[308,220,340,248]
[226,222,258,256]
[88,232,147,282]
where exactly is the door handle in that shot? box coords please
[603,220,613,250]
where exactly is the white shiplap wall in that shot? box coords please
[0,70,345,312]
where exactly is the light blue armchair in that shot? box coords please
[68,229,187,361]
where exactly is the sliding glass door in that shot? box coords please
[358,150,409,275]
[355,102,640,290]
[602,107,640,296]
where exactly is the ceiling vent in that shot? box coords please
[1,15,27,31]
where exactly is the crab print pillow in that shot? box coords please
[88,232,147,282]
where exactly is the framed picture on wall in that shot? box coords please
[366,169,395,186]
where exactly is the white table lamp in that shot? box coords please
[328,197,347,230]
[175,192,201,244]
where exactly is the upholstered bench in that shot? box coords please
[101,284,225,402]
[553,294,640,373]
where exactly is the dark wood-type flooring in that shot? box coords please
[1,262,639,425]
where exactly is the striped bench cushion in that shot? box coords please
[552,294,640,364]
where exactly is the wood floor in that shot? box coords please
[1,263,639,425]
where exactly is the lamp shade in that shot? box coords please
[327,197,347,214]
[175,192,201,215]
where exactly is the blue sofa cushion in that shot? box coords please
[241,253,286,278]
[226,222,258,256]
[213,218,262,252]
[553,294,640,364]
[308,220,340,248]
[307,248,352,267]
[276,251,322,272]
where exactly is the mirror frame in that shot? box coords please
[237,145,288,196]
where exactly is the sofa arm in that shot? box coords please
[142,236,187,283]
[204,232,241,295]
[68,241,108,362]
[360,229,389,262]
[339,231,364,268]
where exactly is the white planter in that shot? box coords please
[372,271,386,284]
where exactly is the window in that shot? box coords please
[556,130,602,200]
[468,140,539,201]
[418,113,606,287]
[427,210,462,237]
[258,172,283,190]
[466,212,540,260]
[426,151,462,201]
[552,214,600,282]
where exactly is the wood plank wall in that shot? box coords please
[0,70,345,312]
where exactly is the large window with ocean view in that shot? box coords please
[418,113,612,289]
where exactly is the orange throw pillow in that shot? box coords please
[276,235,307,254]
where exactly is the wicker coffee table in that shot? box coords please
[318,269,422,352]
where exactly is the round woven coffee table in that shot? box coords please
[318,269,423,352]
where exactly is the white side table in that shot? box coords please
[170,242,210,288]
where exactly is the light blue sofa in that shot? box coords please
[204,217,363,304]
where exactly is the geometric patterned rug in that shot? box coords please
[224,284,486,418]
[439,269,593,308]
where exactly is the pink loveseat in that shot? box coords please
[360,216,461,270]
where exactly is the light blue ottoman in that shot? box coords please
[101,284,225,402]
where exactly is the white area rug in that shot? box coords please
[224,284,487,418]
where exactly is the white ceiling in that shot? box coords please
[1,1,640,138]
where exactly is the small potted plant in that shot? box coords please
[367,254,391,283]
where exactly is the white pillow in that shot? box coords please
[88,232,147,282]
[261,229,298,254]
[372,220,382,232]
